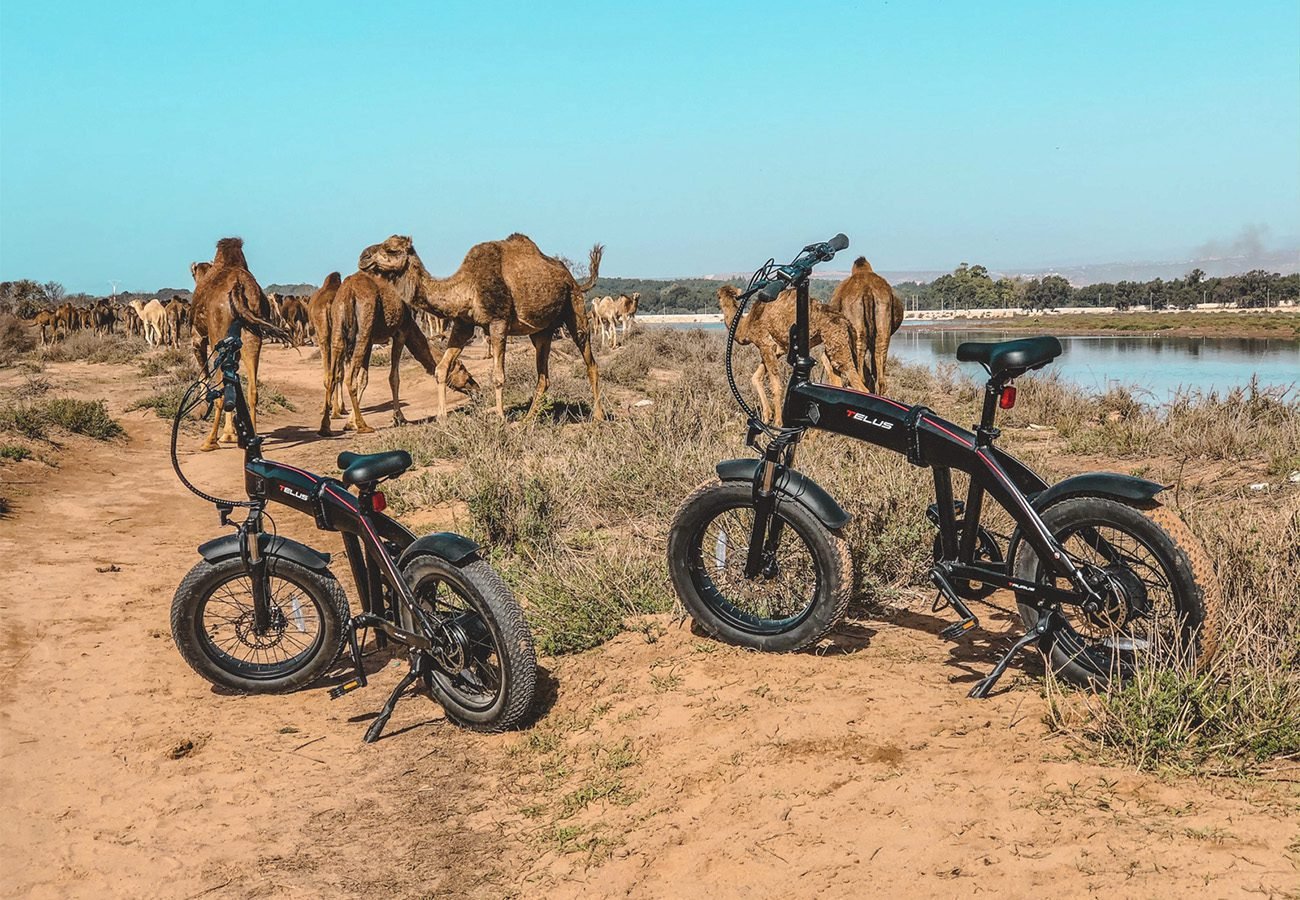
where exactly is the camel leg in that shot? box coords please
[760,346,785,427]
[344,344,374,434]
[487,319,507,419]
[750,363,772,423]
[201,397,225,452]
[389,331,407,427]
[872,306,893,395]
[435,321,475,419]
[523,331,553,420]
[319,336,338,436]
[570,317,605,421]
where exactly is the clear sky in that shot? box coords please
[1,1,1297,292]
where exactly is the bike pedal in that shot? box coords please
[940,616,979,641]
[328,678,365,700]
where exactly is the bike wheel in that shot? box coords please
[398,552,536,732]
[667,479,854,652]
[1011,497,1221,689]
[171,556,349,693]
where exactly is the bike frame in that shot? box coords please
[212,326,441,666]
[744,277,1109,616]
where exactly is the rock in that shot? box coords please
[1248,482,1270,492]
[1289,471,1300,484]
[634,399,653,408]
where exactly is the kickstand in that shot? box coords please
[363,667,421,743]
[968,612,1056,699]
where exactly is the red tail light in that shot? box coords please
[370,491,387,513]
[999,386,1017,409]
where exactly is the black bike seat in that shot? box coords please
[956,336,1063,376]
[338,450,412,486]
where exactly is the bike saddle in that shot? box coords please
[338,450,412,486]
[956,336,1063,376]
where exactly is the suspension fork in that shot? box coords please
[744,439,797,578]
[239,506,272,634]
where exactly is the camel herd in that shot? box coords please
[16,236,905,447]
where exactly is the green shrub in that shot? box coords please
[0,397,124,441]
[0,444,32,462]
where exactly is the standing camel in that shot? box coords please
[592,292,640,348]
[356,234,605,422]
[129,299,168,346]
[717,284,866,425]
[318,265,477,436]
[829,257,905,393]
[189,237,286,451]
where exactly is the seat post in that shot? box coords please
[976,373,1010,445]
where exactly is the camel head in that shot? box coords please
[213,237,249,270]
[717,285,742,329]
[358,235,417,277]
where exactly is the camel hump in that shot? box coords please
[852,256,872,273]
[214,237,249,270]
[323,271,342,289]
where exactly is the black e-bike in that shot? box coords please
[668,235,1221,697]
[169,322,536,741]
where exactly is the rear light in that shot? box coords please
[370,491,387,513]
[999,385,1017,409]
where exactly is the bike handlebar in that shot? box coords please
[748,233,850,302]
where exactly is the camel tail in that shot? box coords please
[575,243,604,293]
[852,256,872,273]
[228,281,295,346]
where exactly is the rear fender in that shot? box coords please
[395,532,481,569]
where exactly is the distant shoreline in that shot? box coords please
[638,307,1300,341]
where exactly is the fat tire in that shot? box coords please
[1012,497,1221,689]
[170,556,349,694]
[668,478,854,652]
[399,553,536,732]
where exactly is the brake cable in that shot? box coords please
[169,345,257,509]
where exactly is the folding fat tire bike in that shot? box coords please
[168,320,537,740]
[667,235,1222,696]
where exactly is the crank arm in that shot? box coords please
[348,613,434,652]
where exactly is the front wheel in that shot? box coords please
[171,556,349,693]
[667,480,854,652]
[398,552,536,731]
[1011,497,1221,689]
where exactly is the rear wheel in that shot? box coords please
[398,552,536,731]
[1011,497,1220,688]
[667,480,854,652]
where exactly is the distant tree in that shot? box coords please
[42,281,66,306]
[1024,275,1072,311]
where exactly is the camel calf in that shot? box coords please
[717,284,867,425]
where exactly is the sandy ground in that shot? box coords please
[1,344,1297,899]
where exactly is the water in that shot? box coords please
[652,322,1299,401]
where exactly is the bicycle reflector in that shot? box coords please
[370,492,387,513]
[999,385,1017,409]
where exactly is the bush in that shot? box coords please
[38,332,147,364]
[0,397,124,441]
[0,444,32,462]
[0,313,35,366]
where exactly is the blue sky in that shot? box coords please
[1,0,1297,292]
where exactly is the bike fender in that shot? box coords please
[715,459,852,530]
[1030,472,1165,510]
[395,532,481,568]
[197,533,332,571]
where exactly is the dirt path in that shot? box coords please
[1,348,1297,898]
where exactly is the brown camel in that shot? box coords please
[356,233,605,421]
[92,299,118,335]
[318,265,477,436]
[280,295,309,345]
[188,238,286,451]
[163,296,189,346]
[829,256,905,393]
[33,310,58,345]
[717,284,867,425]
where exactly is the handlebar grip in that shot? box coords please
[756,281,785,303]
[826,233,849,253]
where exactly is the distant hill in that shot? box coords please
[265,283,317,296]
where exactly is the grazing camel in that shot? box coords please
[357,233,605,422]
[829,257,905,394]
[717,284,866,425]
[317,267,477,435]
[592,292,640,347]
[189,237,287,451]
[129,299,167,346]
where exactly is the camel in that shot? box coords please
[129,299,167,346]
[189,237,286,451]
[356,233,605,422]
[163,296,189,346]
[592,292,640,348]
[319,262,478,436]
[33,310,58,345]
[717,284,867,425]
[829,257,905,394]
[92,299,117,335]
[280,295,309,345]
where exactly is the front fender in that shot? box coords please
[715,459,851,530]
[1030,472,1165,510]
[197,533,332,571]
[395,532,481,568]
